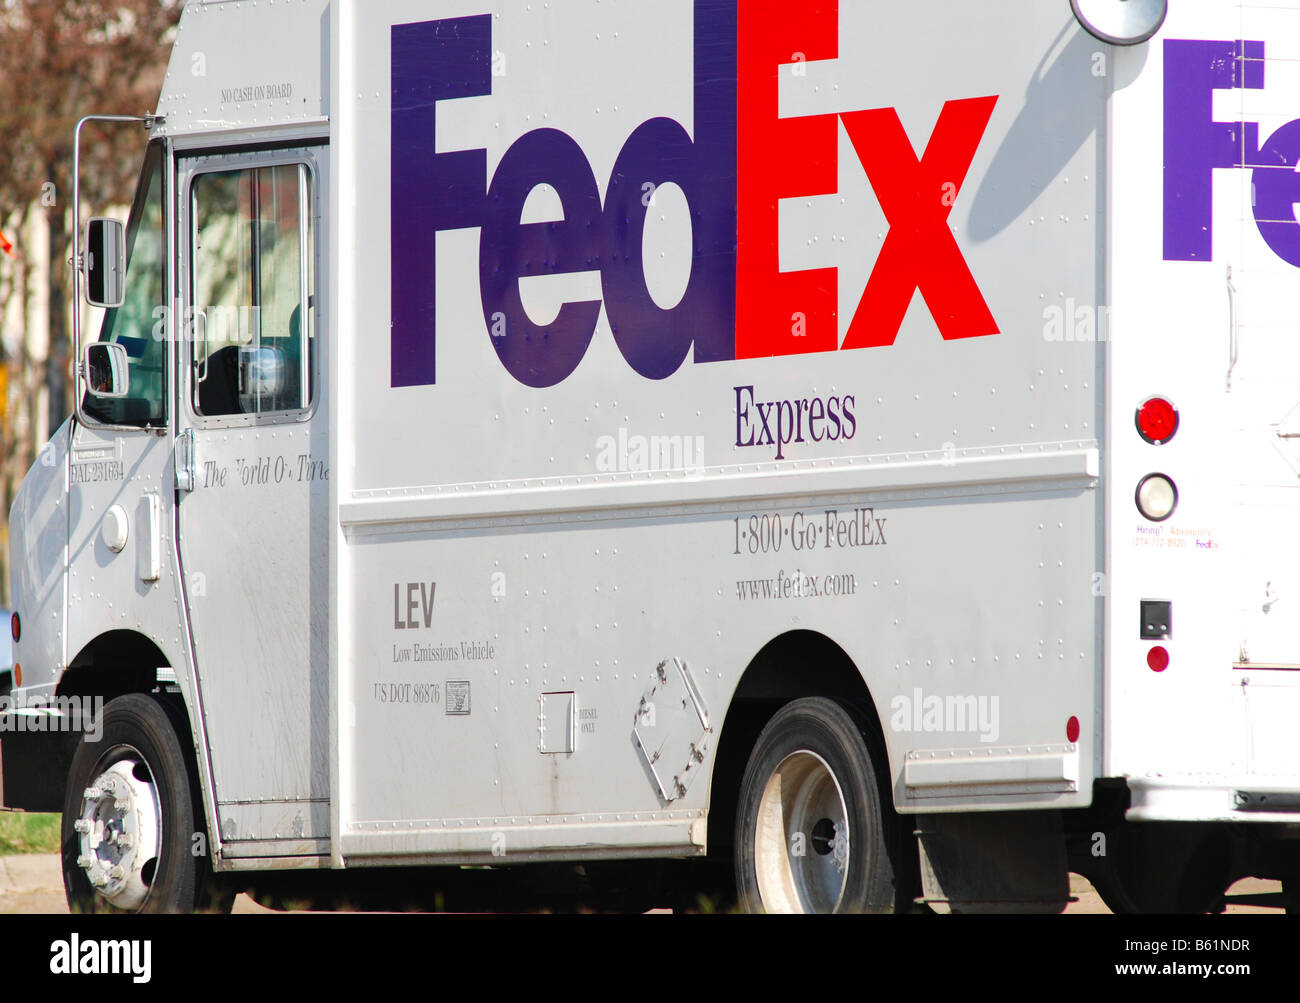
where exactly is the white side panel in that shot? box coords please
[334,0,1106,859]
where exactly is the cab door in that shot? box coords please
[174,147,329,851]
[68,141,179,688]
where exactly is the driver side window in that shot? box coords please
[190,162,315,418]
[82,142,167,427]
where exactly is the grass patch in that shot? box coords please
[0,813,61,856]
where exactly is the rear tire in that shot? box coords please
[734,697,911,913]
[61,693,230,914]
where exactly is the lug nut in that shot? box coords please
[114,799,130,812]
[108,865,126,881]
[83,787,104,800]
[74,819,92,834]
[76,855,94,870]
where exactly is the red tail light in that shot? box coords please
[1136,397,1179,444]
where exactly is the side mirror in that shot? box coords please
[84,342,130,399]
[84,218,125,309]
[1070,0,1167,46]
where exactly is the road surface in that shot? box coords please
[0,855,1287,914]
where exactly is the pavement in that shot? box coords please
[0,855,272,914]
[0,855,1285,914]
[0,855,65,915]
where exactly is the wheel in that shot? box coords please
[61,693,230,914]
[734,697,911,913]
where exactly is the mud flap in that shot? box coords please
[917,810,1068,914]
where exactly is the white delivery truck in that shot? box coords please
[2,0,1299,914]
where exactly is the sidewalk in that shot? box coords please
[0,855,270,914]
[0,854,65,914]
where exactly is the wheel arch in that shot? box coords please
[36,630,203,820]
[59,629,172,701]
[707,629,890,856]
[3,631,181,813]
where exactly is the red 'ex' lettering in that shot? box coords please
[841,96,1000,348]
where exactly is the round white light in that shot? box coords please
[102,505,129,553]
[1136,474,1178,522]
[1071,0,1167,46]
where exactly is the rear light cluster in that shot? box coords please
[1135,399,1178,675]
[1135,396,1178,522]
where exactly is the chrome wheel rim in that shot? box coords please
[754,750,850,913]
[74,748,162,911]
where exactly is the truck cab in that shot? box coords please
[5,1,330,910]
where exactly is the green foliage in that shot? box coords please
[0,1,184,606]
[0,0,184,211]
[0,812,60,856]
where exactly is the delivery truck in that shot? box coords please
[2,0,1299,914]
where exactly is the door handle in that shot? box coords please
[175,428,196,493]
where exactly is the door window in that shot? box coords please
[82,142,167,427]
[190,163,314,418]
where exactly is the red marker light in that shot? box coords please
[1066,716,1081,743]
[12,663,20,687]
[1136,397,1179,444]
[1147,646,1170,672]
[9,611,18,643]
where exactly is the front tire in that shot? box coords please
[61,693,228,914]
[734,697,911,913]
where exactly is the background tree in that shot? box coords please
[0,0,181,604]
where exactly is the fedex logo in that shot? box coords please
[390,1,1000,389]
[1165,38,1300,265]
